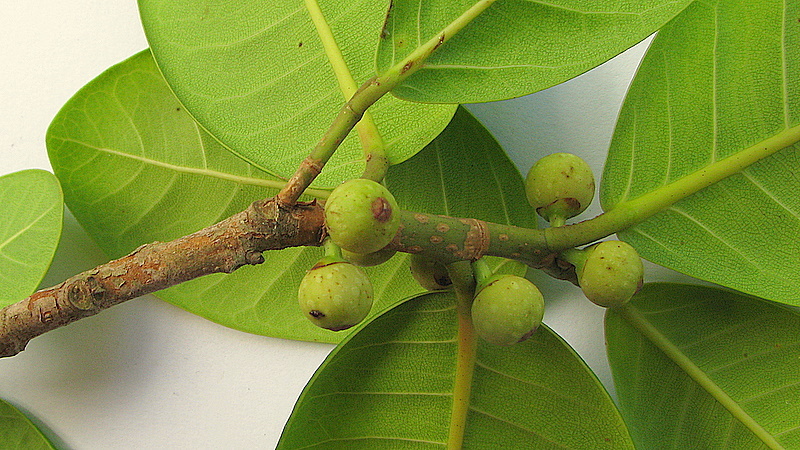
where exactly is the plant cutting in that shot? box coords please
[1,0,800,448]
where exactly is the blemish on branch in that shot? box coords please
[434,33,446,50]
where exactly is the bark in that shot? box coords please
[0,198,325,358]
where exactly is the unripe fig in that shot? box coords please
[341,246,397,267]
[324,179,400,254]
[525,152,595,223]
[409,254,452,291]
[471,275,545,346]
[572,241,644,308]
[297,257,373,331]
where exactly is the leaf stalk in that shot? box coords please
[277,0,499,205]
[445,261,478,450]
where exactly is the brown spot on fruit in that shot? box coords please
[371,197,393,223]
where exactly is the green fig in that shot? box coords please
[324,178,400,254]
[341,246,397,267]
[471,274,545,346]
[567,240,644,308]
[525,153,595,223]
[297,257,373,331]
[409,254,452,291]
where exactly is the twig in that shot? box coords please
[0,198,325,358]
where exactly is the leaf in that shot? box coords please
[138,0,456,187]
[600,0,800,304]
[0,397,55,449]
[377,0,692,103]
[46,53,531,343]
[280,291,633,448]
[606,283,800,449]
[0,169,63,307]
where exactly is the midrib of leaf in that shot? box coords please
[304,0,387,161]
[617,304,785,450]
[50,135,331,198]
[0,205,56,254]
[781,0,790,128]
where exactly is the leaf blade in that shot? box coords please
[138,0,456,186]
[0,398,55,450]
[378,0,692,103]
[606,283,800,448]
[280,291,633,448]
[0,170,63,306]
[600,0,800,304]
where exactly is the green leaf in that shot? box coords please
[280,291,633,448]
[600,1,800,304]
[0,397,55,449]
[606,283,800,449]
[138,0,456,187]
[46,53,530,343]
[0,169,63,307]
[377,0,692,103]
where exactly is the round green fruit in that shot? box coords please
[342,246,397,267]
[471,275,545,346]
[525,152,595,222]
[297,258,373,331]
[324,179,400,254]
[577,240,643,308]
[409,254,452,291]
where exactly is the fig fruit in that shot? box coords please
[297,257,373,331]
[324,178,400,254]
[341,246,397,267]
[525,153,595,223]
[409,254,452,291]
[471,274,545,346]
[571,240,644,308]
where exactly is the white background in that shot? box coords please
[1,2,695,448]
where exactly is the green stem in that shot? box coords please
[558,247,588,270]
[549,216,566,228]
[304,0,389,182]
[277,0,499,205]
[445,261,478,450]
[322,238,342,259]
[471,258,493,290]
[545,123,800,250]
[617,304,785,450]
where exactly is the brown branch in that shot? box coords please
[0,197,325,358]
